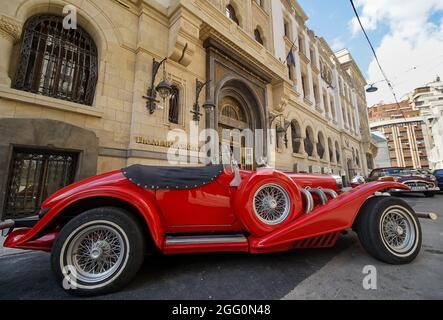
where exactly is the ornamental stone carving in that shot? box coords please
[167,8,200,67]
[0,15,22,42]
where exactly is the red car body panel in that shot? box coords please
[250,182,407,252]
[287,173,338,191]
[3,167,410,254]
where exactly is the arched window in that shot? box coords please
[221,104,246,122]
[328,138,334,162]
[317,132,325,159]
[254,28,264,45]
[13,15,98,106]
[169,85,180,124]
[291,120,301,154]
[225,5,239,25]
[330,96,336,120]
[304,127,314,157]
[335,141,341,163]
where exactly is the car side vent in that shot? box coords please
[293,232,340,249]
[300,188,338,214]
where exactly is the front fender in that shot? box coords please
[4,187,165,251]
[250,181,409,251]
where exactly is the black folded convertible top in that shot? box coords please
[122,164,225,190]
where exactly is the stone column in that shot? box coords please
[203,101,216,132]
[0,15,21,86]
[325,138,331,163]
[312,137,319,158]
[299,133,307,156]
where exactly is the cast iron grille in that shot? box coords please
[168,85,180,124]
[13,15,98,106]
[4,149,78,220]
[404,181,433,188]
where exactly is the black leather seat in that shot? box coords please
[122,164,225,190]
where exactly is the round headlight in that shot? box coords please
[332,175,343,188]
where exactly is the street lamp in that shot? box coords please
[191,79,211,123]
[271,114,291,149]
[366,84,378,93]
[144,58,173,114]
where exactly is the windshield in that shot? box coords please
[378,168,430,177]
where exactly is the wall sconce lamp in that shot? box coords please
[271,113,291,148]
[191,79,211,123]
[144,58,173,114]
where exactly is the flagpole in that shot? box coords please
[285,37,297,65]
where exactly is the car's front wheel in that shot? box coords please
[51,207,145,296]
[355,197,422,265]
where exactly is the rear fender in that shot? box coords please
[249,182,409,251]
[4,187,165,250]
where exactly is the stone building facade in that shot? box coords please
[0,0,375,219]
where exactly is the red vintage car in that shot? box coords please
[0,162,433,296]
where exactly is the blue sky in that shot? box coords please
[298,0,385,78]
[298,0,443,106]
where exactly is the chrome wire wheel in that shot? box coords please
[65,223,127,285]
[380,206,417,255]
[253,184,291,225]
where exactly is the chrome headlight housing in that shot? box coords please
[332,175,343,189]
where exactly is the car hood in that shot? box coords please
[287,173,338,190]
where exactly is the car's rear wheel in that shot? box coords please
[51,207,145,296]
[355,197,422,264]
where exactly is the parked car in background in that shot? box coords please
[367,167,440,197]
[351,175,366,188]
[433,169,443,191]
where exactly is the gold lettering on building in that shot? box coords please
[134,136,200,151]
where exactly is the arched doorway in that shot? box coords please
[347,158,355,179]
[216,79,265,170]
[218,96,253,170]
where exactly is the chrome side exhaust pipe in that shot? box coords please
[0,219,15,231]
[415,212,438,221]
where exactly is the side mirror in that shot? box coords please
[229,159,242,187]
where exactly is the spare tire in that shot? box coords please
[234,168,303,236]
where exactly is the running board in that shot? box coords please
[164,234,249,254]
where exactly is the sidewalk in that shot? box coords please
[0,236,23,257]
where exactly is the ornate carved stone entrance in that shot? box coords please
[203,38,270,167]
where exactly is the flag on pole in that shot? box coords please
[286,49,295,66]
[286,38,297,66]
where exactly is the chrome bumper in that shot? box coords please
[0,219,15,231]
[390,187,440,193]
[0,217,39,231]
[416,212,438,220]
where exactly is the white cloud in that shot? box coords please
[350,0,443,106]
[331,37,345,51]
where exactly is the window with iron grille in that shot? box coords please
[4,148,78,220]
[13,15,98,106]
[168,85,180,124]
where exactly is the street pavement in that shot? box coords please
[0,194,442,300]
